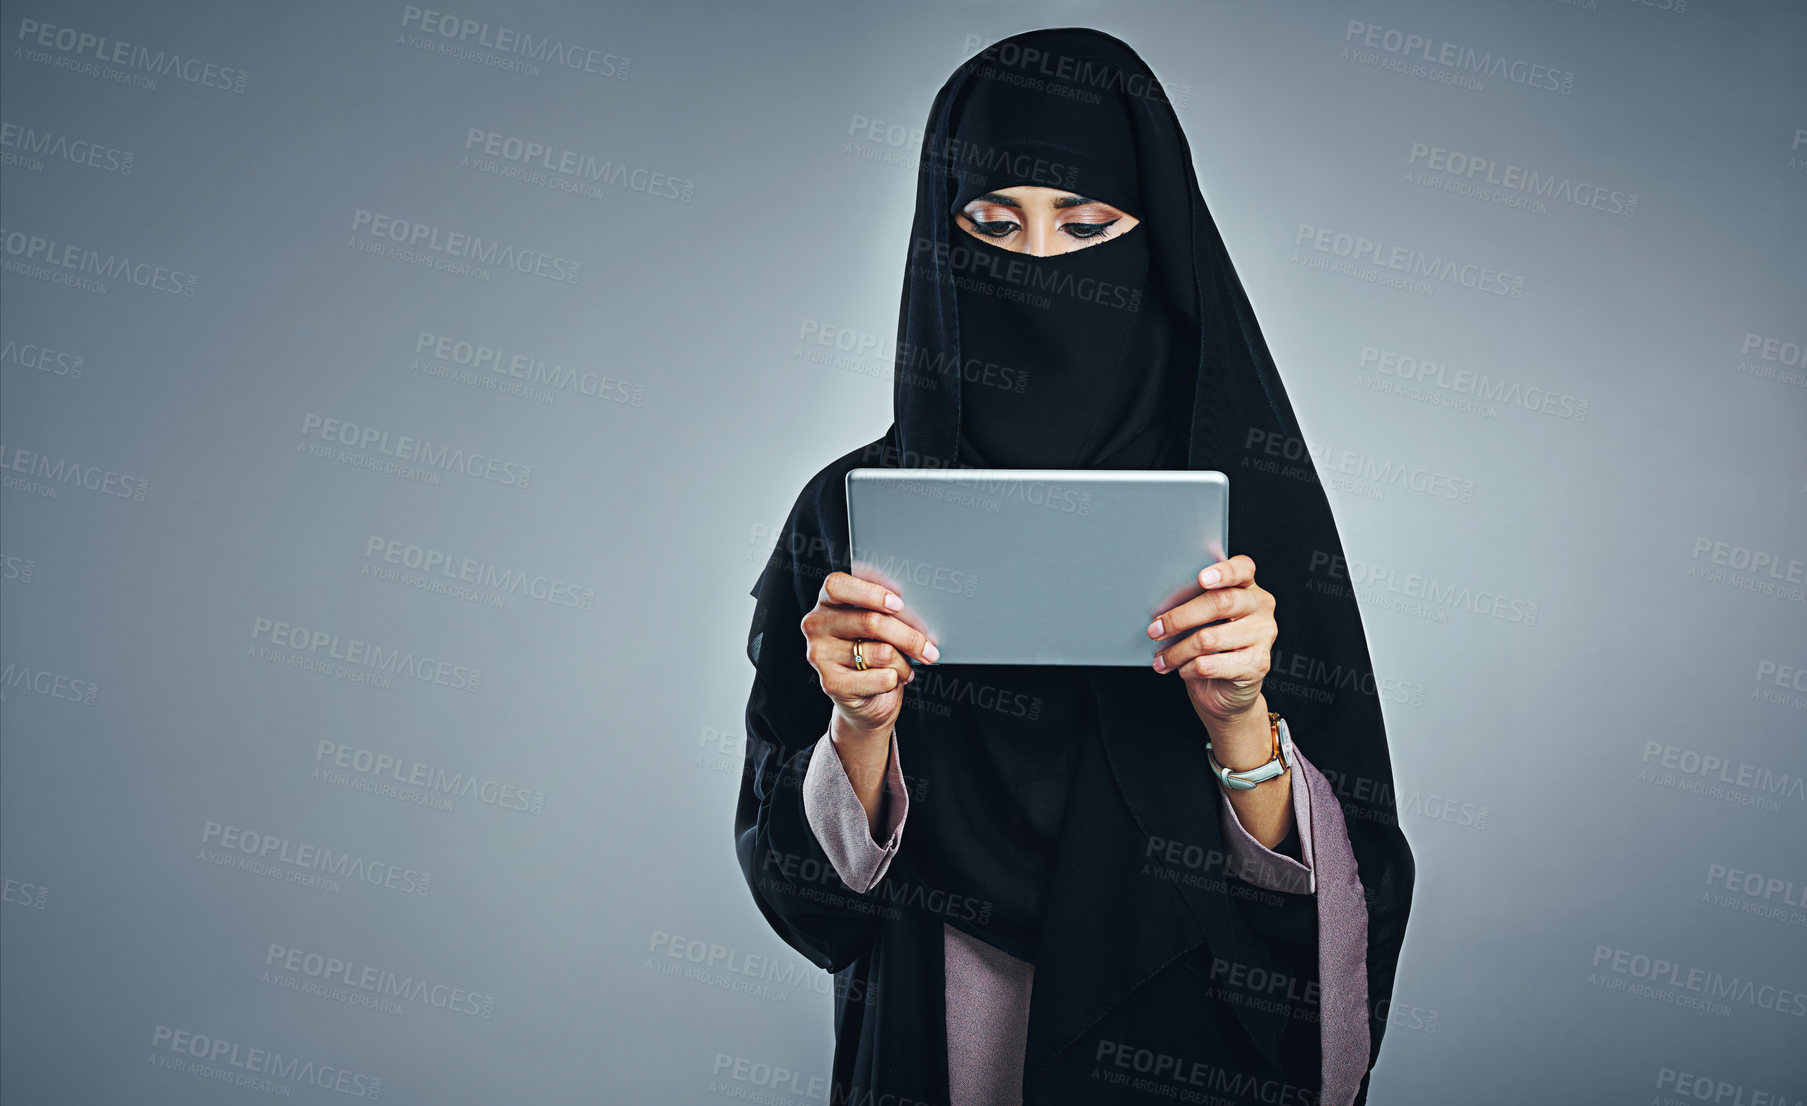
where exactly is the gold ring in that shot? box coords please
[852,639,869,671]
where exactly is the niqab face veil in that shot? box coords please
[740,27,1415,1101]
[953,228,1166,469]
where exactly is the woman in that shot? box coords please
[737,28,1414,1106]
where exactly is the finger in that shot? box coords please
[1147,557,1260,639]
[831,632,917,690]
[1172,645,1270,684]
[1154,615,1274,674]
[820,605,938,664]
[1148,583,1262,640]
[834,638,916,684]
[849,639,897,670]
[822,663,905,700]
[821,571,904,614]
[806,636,912,687]
[1197,555,1256,590]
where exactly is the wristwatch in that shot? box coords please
[1205,711,1294,791]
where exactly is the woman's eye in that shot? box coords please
[970,219,1018,238]
[1062,219,1120,239]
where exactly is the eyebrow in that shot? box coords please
[970,192,1106,210]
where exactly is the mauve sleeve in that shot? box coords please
[1216,753,1318,896]
[1218,744,1372,1106]
[800,726,910,894]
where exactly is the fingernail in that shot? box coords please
[1147,618,1163,638]
[923,641,940,663]
[884,592,902,611]
[1152,653,1166,672]
[1200,567,1220,586]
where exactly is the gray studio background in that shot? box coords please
[2,0,1802,1102]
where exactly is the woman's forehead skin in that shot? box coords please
[970,190,1100,208]
[966,186,1129,212]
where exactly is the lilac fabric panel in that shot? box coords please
[1216,755,1318,895]
[943,924,1034,1106]
[799,727,908,893]
[1291,747,1371,1106]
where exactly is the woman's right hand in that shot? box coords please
[801,571,940,738]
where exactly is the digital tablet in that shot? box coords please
[844,467,1228,666]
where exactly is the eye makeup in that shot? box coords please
[958,208,1126,246]
[1062,217,1120,240]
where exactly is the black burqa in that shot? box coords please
[737,28,1414,1106]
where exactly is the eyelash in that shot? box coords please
[969,217,1121,241]
[1065,219,1120,239]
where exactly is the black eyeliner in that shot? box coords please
[1065,218,1121,238]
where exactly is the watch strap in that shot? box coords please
[1206,712,1292,791]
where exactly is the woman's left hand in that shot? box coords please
[1146,555,1276,734]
